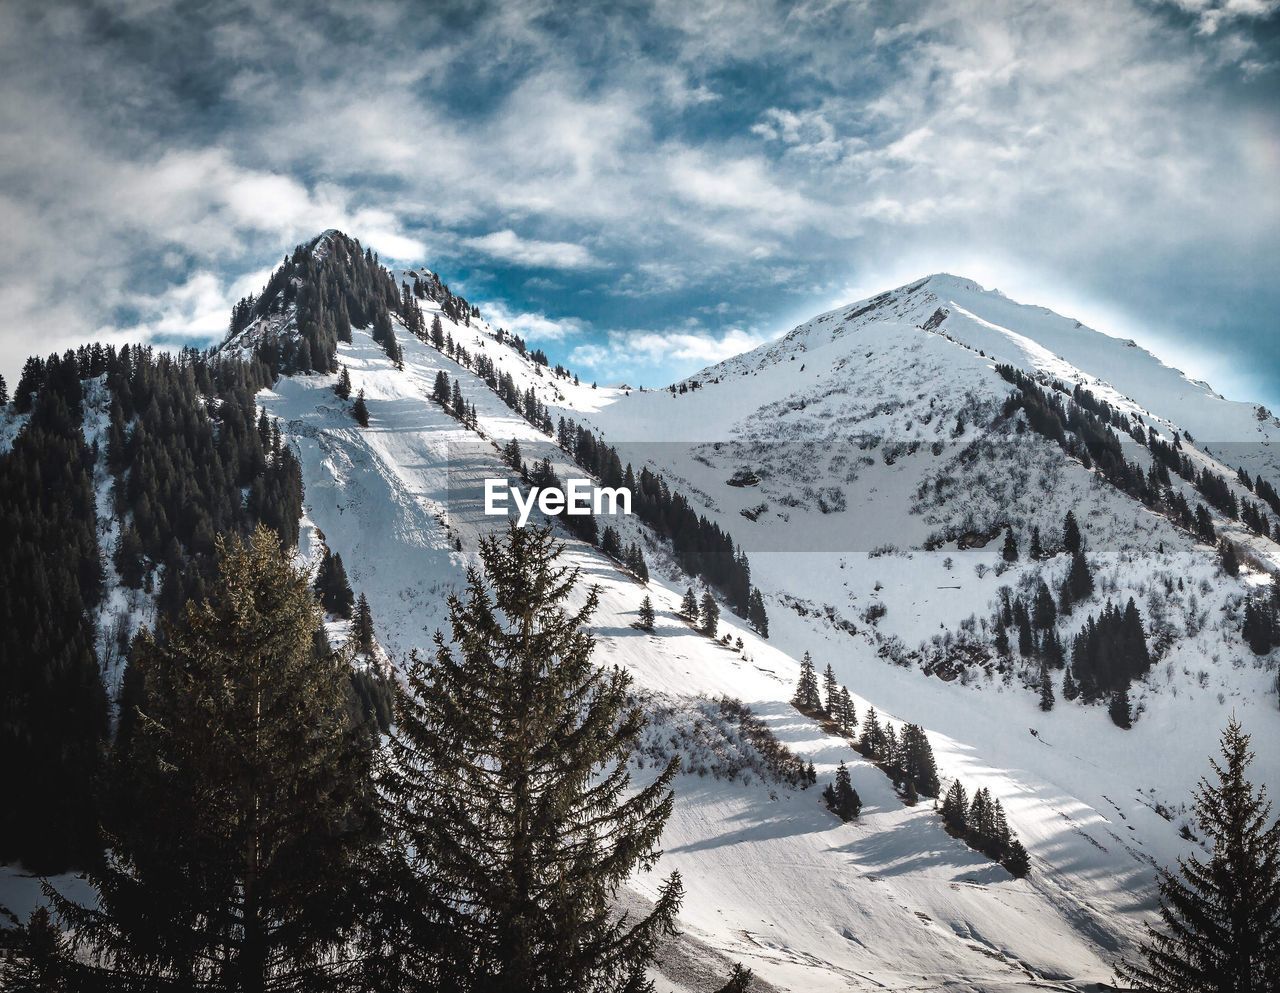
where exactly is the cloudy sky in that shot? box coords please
[1,0,1277,403]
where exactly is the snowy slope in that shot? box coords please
[235,252,1277,990]
[8,241,1275,991]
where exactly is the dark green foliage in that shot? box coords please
[1063,509,1082,554]
[897,724,941,798]
[1070,598,1151,702]
[315,547,355,618]
[792,652,822,711]
[712,962,754,993]
[748,587,769,637]
[822,664,838,715]
[1001,528,1018,562]
[1119,719,1280,991]
[700,591,720,637]
[0,371,8,405]
[941,780,968,834]
[1109,687,1132,729]
[623,541,649,582]
[1039,666,1055,711]
[1003,839,1031,879]
[352,593,375,656]
[679,586,699,623]
[374,524,682,992]
[637,595,656,631]
[353,389,370,427]
[0,352,107,870]
[822,762,861,821]
[34,527,375,991]
[1063,549,1094,608]
[335,365,352,400]
[1242,584,1279,655]
[1220,538,1240,577]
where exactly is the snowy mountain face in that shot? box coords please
[9,235,1276,990]
[249,249,1280,990]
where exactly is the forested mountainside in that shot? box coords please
[3,231,1279,991]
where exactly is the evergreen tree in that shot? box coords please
[823,762,861,821]
[747,587,769,638]
[822,663,839,715]
[900,724,941,798]
[792,652,822,711]
[1039,666,1055,712]
[712,963,755,993]
[353,389,370,427]
[374,524,683,992]
[1003,839,1031,879]
[33,526,375,991]
[1028,526,1044,560]
[836,686,857,736]
[993,622,1011,657]
[699,591,720,637]
[0,371,8,405]
[1062,665,1080,702]
[352,592,375,656]
[861,706,884,757]
[1119,718,1280,992]
[1001,528,1019,562]
[1066,549,1094,603]
[1108,687,1132,729]
[335,365,352,400]
[637,595,656,631]
[315,547,355,619]
[1063,510,1082,554]
[1220,539,1240,577]
[679,586,699,624]
[941,780,968,834]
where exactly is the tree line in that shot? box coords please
[4,524,759,993]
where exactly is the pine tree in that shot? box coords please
[374,524,683,992]
[699,591,720,637]
[1119,718,1280,991]
[1063,510,1082,554]
[335,365,352,400]
[1066,549,1094,603]
[1001,527,1019,562]
[994,622,1011,657]
[792,652,822,711]
[861,706,884,757]
[1107,684,1132,729]
[33,526,375,991]
[637,595,656,631]
[747,587,769,638]
[315,547,355,619]
[1220,539,1240,577]
[941,780,969,834]
[352,592,375,655]
[679,586,700,624]
[0,372,10,406]
[822,663,839,715]
[1029,526,1044,560]
[712,962,755,993]
[837,686,856,736]
[1003,839,1031,879]
[823,762,861,821]
[1062,664,1080,702]
[353,389,370,427]
[900,724,941,798]
[432,370,450,406]
[1039,666,1055,712]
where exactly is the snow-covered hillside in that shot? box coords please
[9,237,1273,991]
[194,244,1276,989]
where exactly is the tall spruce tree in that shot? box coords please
[822,664,839,715]
[699,591,720,637]
[792,652,822,711]
[1119,718,1280,991]
[679,586,700,624]
[374,524,682,993]
[32,526,375,992]
[637,595,656,631]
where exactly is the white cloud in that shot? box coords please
[463,230,601,270]
[481,300,586,342]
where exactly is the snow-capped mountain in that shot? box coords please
[6,232,1277,991]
